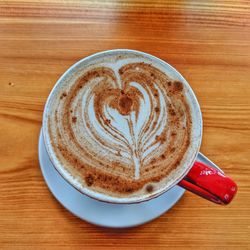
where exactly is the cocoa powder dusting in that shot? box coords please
[170,148,176,153]
[161,154,166,159]
[85,175,94,186]
[173,81,183,92]
[72,116,77,123]
[118,95,133,115]
[171,131,177,137]
[155,134,166,143]
[48,60,193,197]
[146,184,154,193]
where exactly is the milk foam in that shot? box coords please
[43,50,202,203]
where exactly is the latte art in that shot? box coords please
[44,52,195,199]
[83,66,170,180]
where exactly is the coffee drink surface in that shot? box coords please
[43,50,202,202]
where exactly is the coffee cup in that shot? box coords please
[42,49,237,205]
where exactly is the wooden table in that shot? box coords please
[1,1,250,249]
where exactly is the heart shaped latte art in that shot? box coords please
[47,61,192,196]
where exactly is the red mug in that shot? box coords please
[43,49,237,205]
[178,153,237,205]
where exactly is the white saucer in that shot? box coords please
[38,130,185,228]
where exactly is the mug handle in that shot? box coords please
[178,158,237,205]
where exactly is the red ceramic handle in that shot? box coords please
[178,161,237,205]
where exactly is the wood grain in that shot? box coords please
[0,1,250,249]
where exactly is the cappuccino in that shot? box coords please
[43,50,202,203]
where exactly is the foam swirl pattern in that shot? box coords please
[44,52,197,200]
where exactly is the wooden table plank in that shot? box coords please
[0,1,250,249]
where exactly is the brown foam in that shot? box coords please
[47,56,192,198]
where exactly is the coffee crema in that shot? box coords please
[44,52,194,200]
